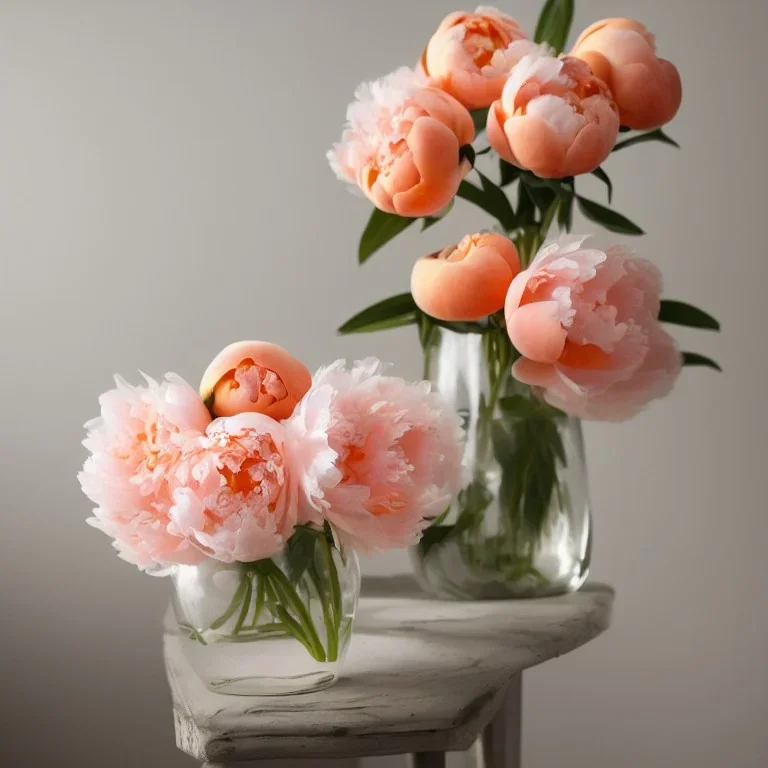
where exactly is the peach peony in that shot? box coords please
[168,413,297,563]
[570,19,681,130]
[420,6,532,109]
[328,67,475,217]
[411,232,520,320]
[285,359,465,551]
[79,374,211,573]
[505,236,681,420]
[199,341,311,420]
[487,48,619,178]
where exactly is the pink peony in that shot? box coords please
[505,236,682,420]
[79,373,211,573]
[327,67,475,217]
[285,359,466,552]
[167,413,297,563]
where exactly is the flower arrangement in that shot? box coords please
[79,342,464,690]
[330,3,720,597]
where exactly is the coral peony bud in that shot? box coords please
[200,341,311,420]
[411,232,520,321]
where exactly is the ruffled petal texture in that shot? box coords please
[285,359,466,552]
[167,413,297,563]
[505,237,682,420]
[327,67,475,217]
[420,7,531,109]
[488,48,619,178]
[79,373,211,573]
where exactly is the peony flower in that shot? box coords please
[328,67,475,217]
[570,19,681,130]
[420,6,531,109]
[285,359,466,551]
[504,236,681,420]
[79,373,211,573]
[168,413,297,563]
[487,48,619,178]
[199,340,311,420]
[411,232,520,320]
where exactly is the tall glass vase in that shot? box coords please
[411,327,592,599]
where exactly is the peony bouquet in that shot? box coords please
[330,4,720,597]
[79,342,464,692]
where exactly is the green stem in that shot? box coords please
[263,562,327,662]
[310,569,339,662]
[264,580,325,661]
[318,536,343,634]
[210,570,250,630]
[232,575,253,635]
[249,577,266,630]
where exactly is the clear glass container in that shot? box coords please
[171,529,360,695]
[411,327,592,599]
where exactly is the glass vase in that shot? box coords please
[411,327,592,599]
[171,528,360,695]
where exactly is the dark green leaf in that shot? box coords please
[558,188,574,232]
[499,158,520,187]
[285,526,319,584]
[459,143,476,167]
[533,0,575,53]
[517,181,536,226]
[338,293,418,334]
[619,125,632,133]
[358,208,414,263]
[612,128,680,153]
[576,196,644,235]
[591,167,613,204]
[659,300,720,331]
[470,107,489,134]
[457,173,517,231]
[519,172,559,214]
[416,524,456,560]
[682,351,722,372]
[475,146,492,156]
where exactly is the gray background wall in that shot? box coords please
[0,1,765,766]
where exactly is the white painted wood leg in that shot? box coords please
[469,673,522,768]
[410,753,447,768]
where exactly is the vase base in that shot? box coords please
[179,633,342,696]
[204,670,337,696]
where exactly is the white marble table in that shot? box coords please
[164,576,614,767]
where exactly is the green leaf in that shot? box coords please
[284,526,319,584]
[416,524,456,560]
[457,173,517,231]
[533,0,575,53]
[558,188,574,232]
[519,172,560,214]
[470,107,489,134]
[612,128,680,153]
[358,208,414,263]
[459,143,476,167]
[338,293,418,335]
[682,351,722,372]
[659,300,720,331]
[591,167,613,204]
[499,158,520,187]
[576,196,644,235]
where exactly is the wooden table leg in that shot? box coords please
[410,752,447,768]
[470,672,523,768]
